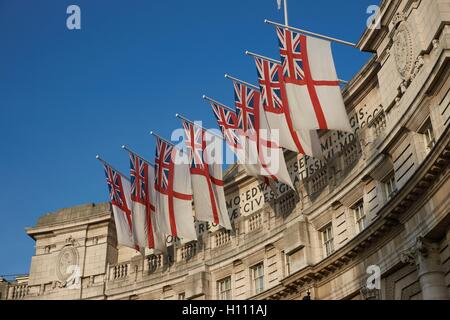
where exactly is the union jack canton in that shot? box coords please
[233,81,259,135]
[210,102,242,150]
[155,138,173,194]
[276,26,305,83]
[255,57,285,114]
[129,153,148,205]
[182,120,206,171]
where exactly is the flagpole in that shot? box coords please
[149,131,176,147]
[283,0,289,26]
[245,50,348,84]
[95,155,130,181]
[175,113,224,140]
[224,74,260,91]
[264,19,357,48]
[121,145,155,166]
[202,95,236,113]
[149,131,187,155]
[245,50,280,65]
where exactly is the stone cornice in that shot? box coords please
[26,211,112,240]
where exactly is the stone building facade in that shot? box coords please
[1,0,449,300]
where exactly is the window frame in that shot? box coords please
[353,201,366,233]
[383,173,397,201]
[217,276,232,300]
[251,263,265,295]
[321,224,334,257]
[419,118,435,154]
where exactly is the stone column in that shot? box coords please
[400,237,449,300]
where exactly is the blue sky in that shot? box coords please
[0,0,377,276]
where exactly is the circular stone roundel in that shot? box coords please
[393,22,414,79]
[56,246,79,282]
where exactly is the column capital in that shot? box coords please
[399,237,438,266]
[399,236,449,300]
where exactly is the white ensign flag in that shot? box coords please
[154,138,197,241]
[128,151,166,254]
[181,120,232,230]
[253,56,323,159]
[102,163,136,250]
[277,27,353,133]
[232,80,295,190]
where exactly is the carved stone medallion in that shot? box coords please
[56,245,79,282]
[393,22,414,79]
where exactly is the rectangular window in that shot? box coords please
[217,277,232,300]
[419,119,435,154]
[178,292,185,300]
[384,174,397,200]
[322,225,334,257]
[252,263,264,295]
[353,201,366,233]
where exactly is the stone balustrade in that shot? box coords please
[111,262,129,280]
[9,283,29,300]
[214,229,231,248]
[248,211,263,232]
[369,110,388,138]
[147,254,164,273]
[180,242,197,261]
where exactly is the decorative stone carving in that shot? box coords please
[389,13,427,107]
[400,236,427,265]
[56,245,79,284]
[400,80,409,94]
[52,280,65,289]
[432,39,439,49]
[415,237,432,257]
[65,236,79,246]
[400,247,417,266]
[400,237,438,266]
[391,12,407,27]
[393,22,415,80]
[360,287,380,300]
[411,55,424,79]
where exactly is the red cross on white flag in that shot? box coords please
[101,162,137,250]
[154,138,197,241]
[232,80,295,190]
[181,119,232,230]
[253,56,323,159]
[277,27,353,133]
[128,151,166,253]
